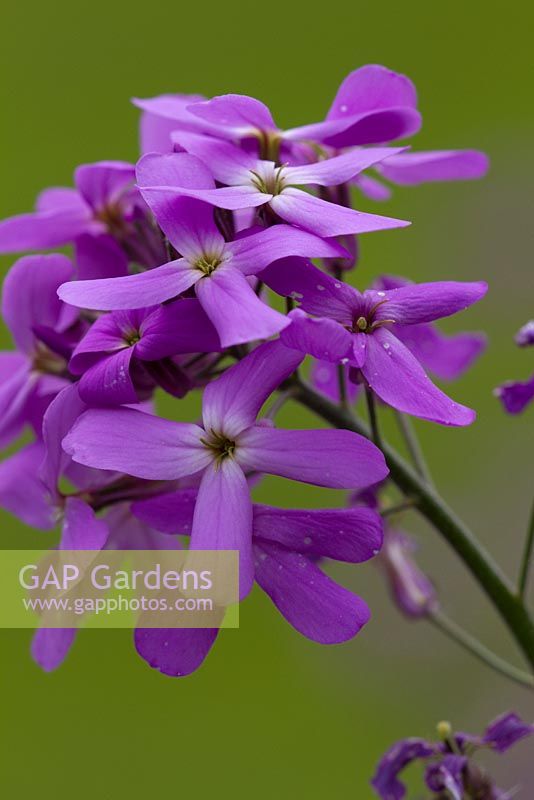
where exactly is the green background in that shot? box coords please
[1,1,533,797]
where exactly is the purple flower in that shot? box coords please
[372,714,534,800]
[495,320,534,414]
[139,137,410,238]
[131,491,383,676]
[275,259,487,424]
[0,161,161,278]
[0,254,82,446]
[185,66,487,185]
[69,300,221,405]
[58,153,348,347]
[62,339,388,598]
[380,529,438,619]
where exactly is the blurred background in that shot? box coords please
[1,1,533,796]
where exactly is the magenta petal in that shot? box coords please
[132,489,198,535]
[74,161,135,210]
[254,541,370,643]
[136,299,221,359]
[202,339,303,437]
[378,149,489,185]
[238,426,388,489]
[58,261,199,310]
[75,233,129,280]
[136,152,215,191]
[78,348,138,406]
[0,443,54,529]
[253,505,383,562]
[36,187,88,214]
[138,193,224,260]
[280,308,353,361]
[63,408,210,479]
[261,257,356,324]
[228,225,347,275]
[187,94,277,134]
[395,323,486,380]
[143,183,270,211]
[171,132,256,184]
[134,627,219,677]
[363,329,476,426]
[191,459,254,599]
[285,146,406,187]
[271,188,410,237]
[61,497,109,550]
[495,373,534,415]
[31,628,77,672]
[195,266,289,347]
[0,356,34,447]
[2,254,74,353]
[376,281,488,325]
[311,359,361,404]
[40,384,88,493]
[0,207,91,253]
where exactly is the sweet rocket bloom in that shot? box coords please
[188,65,421,150]
[274,259,487,424]
[372,713,534,800]
[58,153,349,347]
[380,529,438,619]
[185,66,487,184]
[62,339,389,598]
[141,135,410,238]
[131,490,384,676]
[68,299,221,405]
[495,320,534,415]
[0,254,83,446]
[133,93,210,153]
[0,161,160,278]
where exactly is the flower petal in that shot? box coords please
[74,161,135,210]
[375,281,488,325]
[195,266,289,348]
[2,254,75,353]
[228,225,347,275]
[134,627,219,677]
[280,308,354,361]
[0,443,54,529]
[202,339,303,437]
[495,374,534,415]
[363,329,476,425]
[136,299,221,359]
[285,146,406,187]
[253,505,383,562]
[254,541,370,643]
[191,458,254,599]
[271,188,410,237]
[132,489,198,535]
[138,193,224,261]
[378,149,489,185]
[58,260,199,311]
[171,132,256,184]
[78,348,138,406]
[63,408,210,479]
[0,208,90,253]
[395,323,486,381]
[61,497,110,550]
[31,628,77,672]
[187,94,277,135]
[74,233,129,280]
[238,426,388,488]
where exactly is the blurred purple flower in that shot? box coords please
[495,320,534,414]
[372,713,534,800]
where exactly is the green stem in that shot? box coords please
[518,495,534,600]
[394,411,434,488]
[337,364,349,412]
[293,378,534,672]
[364,386,382,449]
[429,610,534,689]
